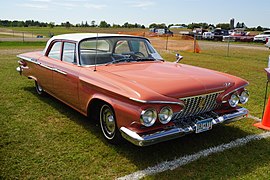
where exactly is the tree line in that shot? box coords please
[0,20,268,31]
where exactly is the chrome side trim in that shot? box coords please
[17,55,39,64]
[129,97,185,107]
[40,63,54,70]
[221,85,249,102]
[120,107,248,146]
[17,55,66,75]
[53,68,67,75]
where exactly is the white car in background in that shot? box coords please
[202,32,214,39]
[254,30,270,42]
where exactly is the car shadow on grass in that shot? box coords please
[24,86,270,179]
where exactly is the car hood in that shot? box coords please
[100,61,235,98]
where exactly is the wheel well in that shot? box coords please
[87,99,110,121]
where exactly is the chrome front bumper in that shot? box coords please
[120,107,248,146]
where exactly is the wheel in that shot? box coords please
[35,81,45,95]
[99,104,121,144]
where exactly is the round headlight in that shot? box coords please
[239,90,249,104]
[140,109,157,127]
[159,106,173,124]
[228,93,239,107]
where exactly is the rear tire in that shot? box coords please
[99,104,122,144]
[35,81,45,96]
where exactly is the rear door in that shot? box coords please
[37,41,62,94]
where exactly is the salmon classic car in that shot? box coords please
[16,33,249,146]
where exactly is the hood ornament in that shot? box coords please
[175,53,183,63]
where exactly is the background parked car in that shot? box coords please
[254,30,270,42]
[223,31,254,42]
[212,29,229,41]
[202,32,214,40]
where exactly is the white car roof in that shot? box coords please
[44,33,139,54]
[49,33,135,42]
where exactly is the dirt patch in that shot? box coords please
[0,48,43,56]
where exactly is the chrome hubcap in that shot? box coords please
[100,105,116,139]
[37,84,42,92]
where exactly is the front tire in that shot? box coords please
[99,104,121,144]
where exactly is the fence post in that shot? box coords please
[193,33,197,53]
[165,35,169,50]
[227,36,230,57]
[22,32,24,42]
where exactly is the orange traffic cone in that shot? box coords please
[254,96,270,130]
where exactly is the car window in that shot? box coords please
[115,40,130,54]
[80,39,112,65]
[80,40,109,52]
[115,40,149,56]
[63,42,76,64]
[130,40,149,56]
[48,41,62,60]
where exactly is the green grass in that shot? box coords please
[1,27,148,37]
[1,42,270,179]
[0,41,46,49]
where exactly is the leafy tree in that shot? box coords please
[99,21,110,28]
[91,20,96,27]
[48,22,55,28]
[235,22,246,29]
[216,23,230,30]
[187,23,209,29]
[149,23,167,28]
[256,26,263,31]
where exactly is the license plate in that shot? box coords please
[196,118,213,133]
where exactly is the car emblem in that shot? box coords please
[199,96,206,108]
[224,82,231,87]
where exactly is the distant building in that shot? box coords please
[230,18,235,29]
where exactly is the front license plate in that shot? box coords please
[196,118,213,133]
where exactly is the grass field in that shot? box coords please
[0,41,270,179]
[0,27,148,38]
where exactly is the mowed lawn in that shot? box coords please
[0,41,270,179]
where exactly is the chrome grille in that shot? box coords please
[173,91,222,120]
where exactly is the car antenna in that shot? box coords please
[94,33,98,72]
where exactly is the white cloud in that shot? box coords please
[126,1,155,8]
[84,3,107,10]
[30,0,52,2]
[53,2,77,8]
[17,3,49,9]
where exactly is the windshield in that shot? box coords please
[79,37,162,66]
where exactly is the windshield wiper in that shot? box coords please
[135,57,156,61]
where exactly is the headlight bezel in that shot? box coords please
[140,108,157,127]
[158,106,173,124]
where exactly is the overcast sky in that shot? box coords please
[1,0,269,28]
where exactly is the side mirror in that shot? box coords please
[175,53,183,63]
